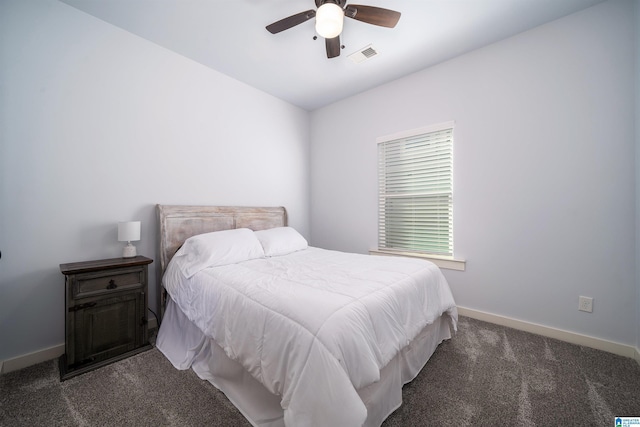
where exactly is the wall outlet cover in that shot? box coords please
[578,296,593,313]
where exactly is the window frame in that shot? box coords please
[373,121,465,271]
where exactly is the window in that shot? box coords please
[377,122,454,258]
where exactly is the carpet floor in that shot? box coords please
[1,316,639,426]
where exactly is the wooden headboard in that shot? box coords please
[155,205,287,317]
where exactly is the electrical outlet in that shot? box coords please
[578,296,593,313]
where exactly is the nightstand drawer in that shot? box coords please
[74,269,143,298]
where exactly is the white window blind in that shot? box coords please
[378,123,453,257]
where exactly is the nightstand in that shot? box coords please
[59,256,153,381]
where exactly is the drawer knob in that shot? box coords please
[106,279,118,290]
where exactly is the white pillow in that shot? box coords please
[254,227,308,257]
[173,228,265,278]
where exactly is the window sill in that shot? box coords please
[369,249,466,271]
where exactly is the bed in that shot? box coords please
[155,205,458,427]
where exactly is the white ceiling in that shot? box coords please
[60,0,604,111]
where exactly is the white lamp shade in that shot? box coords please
[118,221,141,242]
[315,3,344,39]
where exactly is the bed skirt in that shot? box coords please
[157,298,454,427]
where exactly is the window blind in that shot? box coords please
[378,125,453,256]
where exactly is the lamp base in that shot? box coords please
[122,243,137,258]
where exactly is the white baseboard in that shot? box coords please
[1,344,65,375]
[1,318,159,375]
[458,306,639,362]
[148,316,158,330]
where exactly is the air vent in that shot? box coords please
[348,45,378,64]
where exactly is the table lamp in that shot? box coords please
[118,221,141,258]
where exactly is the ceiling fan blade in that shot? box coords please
[344,4,401,28]
[326,36,341,58]
[266,10,316,34]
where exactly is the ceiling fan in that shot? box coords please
[266,0,401,59]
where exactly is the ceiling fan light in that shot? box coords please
[315,3,344,39]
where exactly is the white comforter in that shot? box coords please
[162,247,457,427]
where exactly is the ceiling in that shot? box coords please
[60,0,604,111]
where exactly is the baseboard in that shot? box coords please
[1,344,65,375]
[1,319,159,375]
[148,316,158,330]
[458,306,638,361]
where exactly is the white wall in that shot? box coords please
[310,0,637,346]
[0,0,310,361]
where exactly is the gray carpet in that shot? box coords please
[1,316,639,426]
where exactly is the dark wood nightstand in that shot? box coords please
[59,255,153,381]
